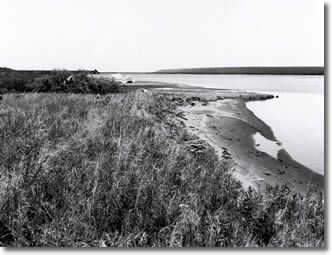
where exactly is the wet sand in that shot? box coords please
[180,98,323,193]
[129,82,323,193]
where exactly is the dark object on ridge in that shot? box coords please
[186,139,209,154]
[171,97,184,104]
[223,150,231,156]
[186,96,201,102]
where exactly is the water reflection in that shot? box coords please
[247,92,324,175]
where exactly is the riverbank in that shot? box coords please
[130,82,323,192]
[178,96,323,193]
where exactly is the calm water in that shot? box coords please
[114,73,324,175]
[247,91,324,175]
[123,73,324,94]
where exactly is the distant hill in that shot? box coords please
[156,66,324,75]
[0,67,51,78]
[0,67,99,78]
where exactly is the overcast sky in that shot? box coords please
[0,0,324,71]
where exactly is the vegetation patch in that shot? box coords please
[0,68,119,94]
[0,91,324,247]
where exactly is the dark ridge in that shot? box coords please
[156,66,324,75]
[0,67,98,77]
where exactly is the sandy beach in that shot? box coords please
[177,95,323,193]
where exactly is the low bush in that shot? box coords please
[0,69,121,94]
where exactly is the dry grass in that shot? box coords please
[0,91,324,247]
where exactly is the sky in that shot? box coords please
[0,0,324,72]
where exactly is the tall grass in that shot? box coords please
[0,91,324,247]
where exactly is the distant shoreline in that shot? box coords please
[101,66,324,75]
[155,66,324,75]
[2,66,324,76]
[101,72,325,76]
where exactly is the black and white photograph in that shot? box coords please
[0,0,326,248]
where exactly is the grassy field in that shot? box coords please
[0,90,324,247]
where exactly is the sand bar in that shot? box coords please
[179,96,323,193]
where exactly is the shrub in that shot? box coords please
[26,70,122,94]
[0,69,121,94]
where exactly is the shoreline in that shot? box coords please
[124,80,323,193]
[178,96,323,193]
